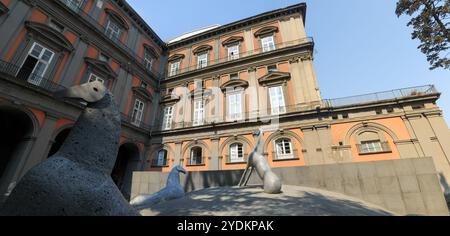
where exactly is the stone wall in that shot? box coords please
[131,157,449,216]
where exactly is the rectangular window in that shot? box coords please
[157,150,167,167]
[193,99,204,126]
[261,36,276,52]
[275,139,293,159]
[131,99,145,126]
[17,42,55,86]
[360,140,384,153]
[268,65,278,73]
[227,45,239,61]
[269,86,286,115]
[143,51,154,71]
[163,106,174,130]
[88,73,105,84]
[197,52,208,69]
[169,61,180,76]
[61,0,84,12]
[105,20,122,41]
[230,144,244,162]
[228,93,242,121]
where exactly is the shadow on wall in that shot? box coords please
[146,187,393,216]
[182,170,249,193]
[439,173,450,208]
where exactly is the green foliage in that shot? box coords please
[396,0,450,70]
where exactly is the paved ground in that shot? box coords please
[140,185,395,216]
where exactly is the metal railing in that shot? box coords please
[273,149,299,161]
[224,154,248,164]
[168,37,313,77]
[0,59,66,93]
[120,112,153,132]
[186,157,206,166]
[150,158,168,167]
[56,0,163,79]
[356,142,391,154]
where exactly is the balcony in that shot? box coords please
[153,85,438,132]
[150,158,168,168]
[55,0,163,80]
[167,37,314,78]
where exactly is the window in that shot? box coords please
[17,42,55,86]
[267,65,278,72]
[261,35,276,52]
[269,86,286,115]
[61,0,84,12]
[169,61,180,76]
[228,93,242,121]
[193,99,204,126]
[131,99,145,126]
[359,140,384,154]
[156,150,168,167]
[88,73,105,84]
[49,20,64,33]
[227,44,239,60]
[105,20,122,41]
[197,52,208,69]
[99,53,110,62]
[143,50,154,71]
[275,139,293,159]
[230,73,239,80]
[163,106,174,130]
[140,81,147,89]
[229,143,244,163]
[189,147,203,165]
[194,80,203,90]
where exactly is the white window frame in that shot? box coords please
[261,35,276,52]
[143,50,154,71]
[105,20,122,41]
[360,140,383,153]
[131,99,145,126]
[62,0,84,12]
[88,73,105,84]
[197,52,208,69]
[269,86,286,115]
[227,92,243,121]
[193,99,205,126]
[156,150,167,167]
[163,106,174,130]
[275,139,293,159]
[229,143,244,163]
[190,147,203,165]
[19,42,55,86]
[227,44,240,60]
[169,61,180,76]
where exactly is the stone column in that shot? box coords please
[174,141,183,165]
[247,67,259,120]
[209,137,220,171]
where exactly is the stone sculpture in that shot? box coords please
[239,129,282,194]
[130,165,187,210]
[0,81,139,216]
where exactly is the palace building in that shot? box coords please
[0,0,450,214]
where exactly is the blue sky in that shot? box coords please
[128,0,450,123]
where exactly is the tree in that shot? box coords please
[396,0,450,70]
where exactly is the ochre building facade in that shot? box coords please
[0,0,450,204]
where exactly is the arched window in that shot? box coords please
[189,147,203,165]
[274,138,293,159]
[229,143,244,163]
[356,131,391,154]
[154,149,168,167]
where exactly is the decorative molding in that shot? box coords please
[159,94,180,104]
[25,21,74,51]
[222,36,244,46]
[105,8,130,30]
[247,67,257,72]
[423,111,442,118]
[254,26,279,37]
[289,53,313,63]
[132,87,153,101]
[143,44,159,58]
[258,71,291,86]
[192,45,213,55]
[404,114,422,120]
[220,79,249,91]
[168,54,185,62]
[84,57,118,79]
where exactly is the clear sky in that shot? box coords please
[128,0,450,123]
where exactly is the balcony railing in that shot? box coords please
[224,154,248,164]
[154,85,438,132]
[356,142,391,155]
[167,37,313,77]
[0,59,66,93]
[120,113,153,132]
[273,149,300,161]
[186,157,206,166]
[56,0,163,79]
